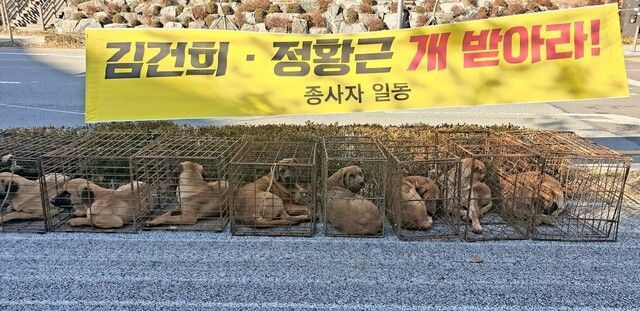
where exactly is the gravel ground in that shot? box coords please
[0,216,639,310]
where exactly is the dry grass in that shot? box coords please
[265,16,291,30]
[415,14,429,27]
[364,17,385,31]
[192,4,208,20]
[359,3,375,13]
[308,10,326,27]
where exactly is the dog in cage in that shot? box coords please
[397,176,439,230]
[145,161,229,226]
[50,178,148,229]
[438,158,492,234]
[326,165,383,235]
[234,158,313,227]
[0,172,69,223]
[501,171,566,226]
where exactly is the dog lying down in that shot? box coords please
[397,176,440,230]
[50,178,147,229]
[234,158,313,227]
[0,172,69,223]
[326,165,383,235]
[501,171,566,226]
[145,161,229,227]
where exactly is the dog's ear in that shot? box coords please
[341,169,350,188]
[80,187,95,205]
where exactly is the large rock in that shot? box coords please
[93,11,110,20]
[241,24,259,32]
[160,6,177,19]
[105,0,126,6]
[299,0,318,13]
[339,22,366,33]
[326,12,344,33]
[291,18,308,34]
[188,20,206,29]
[209,16,238,30]
[53,19,79,34]
[325,2,341,18]
[74,18,102,33]
[339,0,359,11]
[372,4,390,18]
[121,12,138,24]
[435,12,454,24]
[439,2,464,14]
[269,27,287,33]
[309,27,329,34]
[255,23,268,32]
[383,13,398,30]
[135,24,152,28]
[189,0,206,5]
[62,6,78,20]
[358,13,377,25]
[163,21,183,28]
[104,23,128,28]
[243,12,255,25]
[77,0,103,11]
[477,0,493,7]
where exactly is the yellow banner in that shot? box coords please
[85,4,628,122]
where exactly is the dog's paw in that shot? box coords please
[1,154,13,163]
[471,224,483,234]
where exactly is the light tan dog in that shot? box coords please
[234,158,313,227]
[0,172,69,223]
[326,165,383,235]
[145,161,229,226]
[54,178,147,229]
[397,175,439,230]
[501,171,565,226]
[440,158,492,234]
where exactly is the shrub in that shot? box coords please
[359,3,375,13]
[268,4,281,13]
[285,3,305,13]
[206,1,218,14]
[308,10,326,27]
[112,14,127,24]
[254,8,267,23]
[181,16,193,27]
[221,5,234,15]
[192,5,207,20]
[317,0,332,13]
[151,20,164,28]
[204,14,216,26]
[176,4,184,15]
[363,17,385,31]
[265,16,291,30]
[415,14,429,27]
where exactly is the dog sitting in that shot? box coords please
[397,175,439,230]
[501,171,565,226]
[325,165,383,235]
[145,161,229,226]
[0,172,69,223]
[439,158,492,234]
[234,158,313,227]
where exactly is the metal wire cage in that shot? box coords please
[435,129,491,152]
[229,141,317,236]
[41,132,160,233]
[505,130,631,241]
[0,130,82,233]
[456,140,544,241]
[322,137,387,237]
[132,135,243,232]
[383,141,462,240]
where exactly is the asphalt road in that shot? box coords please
[1,47,640,310]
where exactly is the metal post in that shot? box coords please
[37,1,44,30]
[634,12,640,52]
[1,0,7,31]
[1,0,12,42]
[396,0,403,29]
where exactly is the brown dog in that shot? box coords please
[501,171,565,226]
[0,172,69,223]
[234,158,312,227]
[60,180,147,229]
[397,175,439,230]
[326,165,383,235]
[439,158,492,234]
[145,161,229,226]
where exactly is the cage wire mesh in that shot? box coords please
[41,132,160,233]
[383,141,462,240]
[322,137,387,237]
[455,139,543,241]
[133,135,243,232]
[229,141,317,236]
[505,130,631,241]
[435,129,491,153]
[0,130,82,233]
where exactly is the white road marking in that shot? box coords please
[0,81,21,84]
[629,78,640,87]
[0,52,84,58]
[0,103,84,115]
